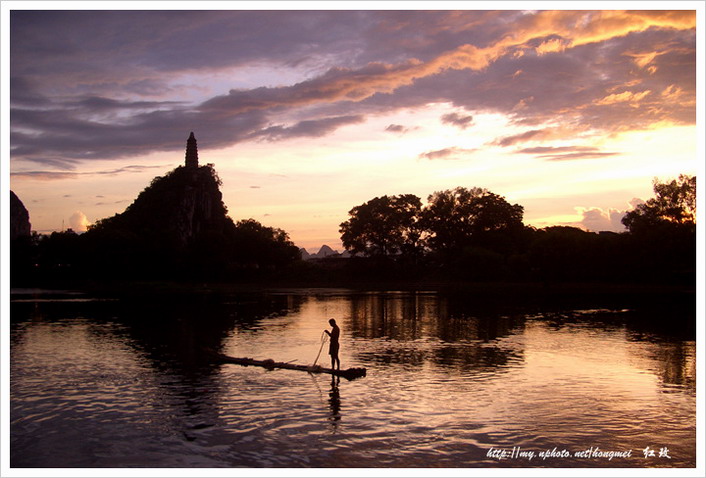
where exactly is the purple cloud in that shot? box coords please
[11,164,164,181]
[492,129,550,147]
[385,124,408,133]
[441,112,474,129]
[516,145,619,161]
[9,10,695,169]
[256,115,365,141]
[419,147,477,160]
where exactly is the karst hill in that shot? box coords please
[10,190,32,241]
[83,132,299,280]
[90,133,233,249]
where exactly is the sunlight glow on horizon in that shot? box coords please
[6,8,700,251]
[9,107,697,250]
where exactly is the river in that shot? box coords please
[9,287,697,469]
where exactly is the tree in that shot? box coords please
[340,194,423,257]
[231,219,301,269]
[622,174,696,234]
[422,187,525,255]
[621,174,696,283]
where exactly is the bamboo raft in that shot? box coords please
[211,352,367,380]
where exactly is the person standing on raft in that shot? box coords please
[324,318,341,370]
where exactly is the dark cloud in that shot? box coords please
[441,112,474,129]
[11,164,164,181]
[69,96,183,111]
[10,11,372,90]
[257,115,365,141]
[9,10,695,168]
[385,124,408,133]
[92,165,165,175]
[11,100,271,167]
[95,199,129,206]
[10,171,79,181]
[492,129,551,147]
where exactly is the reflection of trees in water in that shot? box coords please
[10,291,305,371]
[122,292,306,442]
[10,292,306,442]
[346,291,525,372]
[513,307,696,390]
[626,331,696,390]
[623,305,696,389]
[116,293,305,370]
[655,341,696,389]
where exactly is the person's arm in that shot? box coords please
[324,330,331,336]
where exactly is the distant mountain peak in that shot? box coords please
[302,244,349,260]
[316,244,337,256]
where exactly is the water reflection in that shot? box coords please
[328,376,342,427]
[10,288,696,468]
[10,292,307,467]
[347,292,525,374]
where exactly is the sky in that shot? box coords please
[4,2,703,252]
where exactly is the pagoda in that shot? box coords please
[185,131,199,168]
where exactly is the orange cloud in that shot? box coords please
[492,10,695,53]
[551,10,695,48]
[536,38,567,55]
[661,85,689,104]
[204,11,695,117]
[594,90,652,106]
[628,51,659,68]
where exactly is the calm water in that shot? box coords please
[9,288,696,468]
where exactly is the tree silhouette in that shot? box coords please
[231,219,301,270]
[621,174,696,283]
[422,187,524,256]
[340,194,424,257]
[622,174,696,234]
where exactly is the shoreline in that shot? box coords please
[10,278,696,304]
[9,280,697,338]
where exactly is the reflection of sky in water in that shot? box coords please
[10,291,696,467]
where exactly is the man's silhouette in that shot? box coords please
[324,318,340,370]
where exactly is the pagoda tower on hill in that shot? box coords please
[185,131,199,168]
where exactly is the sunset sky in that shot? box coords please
[4,3,702,252]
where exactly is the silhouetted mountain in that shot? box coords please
[81,137,235,278]
[87,133,231,250]
[78,133,300,280]
[89,163,233,249]
[317,245,337,257]
[10,191,31,240]
[302,245,350,260]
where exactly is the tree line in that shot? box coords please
[10,217,301,285]
[10,165,301,285]
[10,174,695,287]
[336,175,696,284]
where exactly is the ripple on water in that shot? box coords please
[10,294,697,467]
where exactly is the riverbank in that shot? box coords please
[13,276,695,313]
